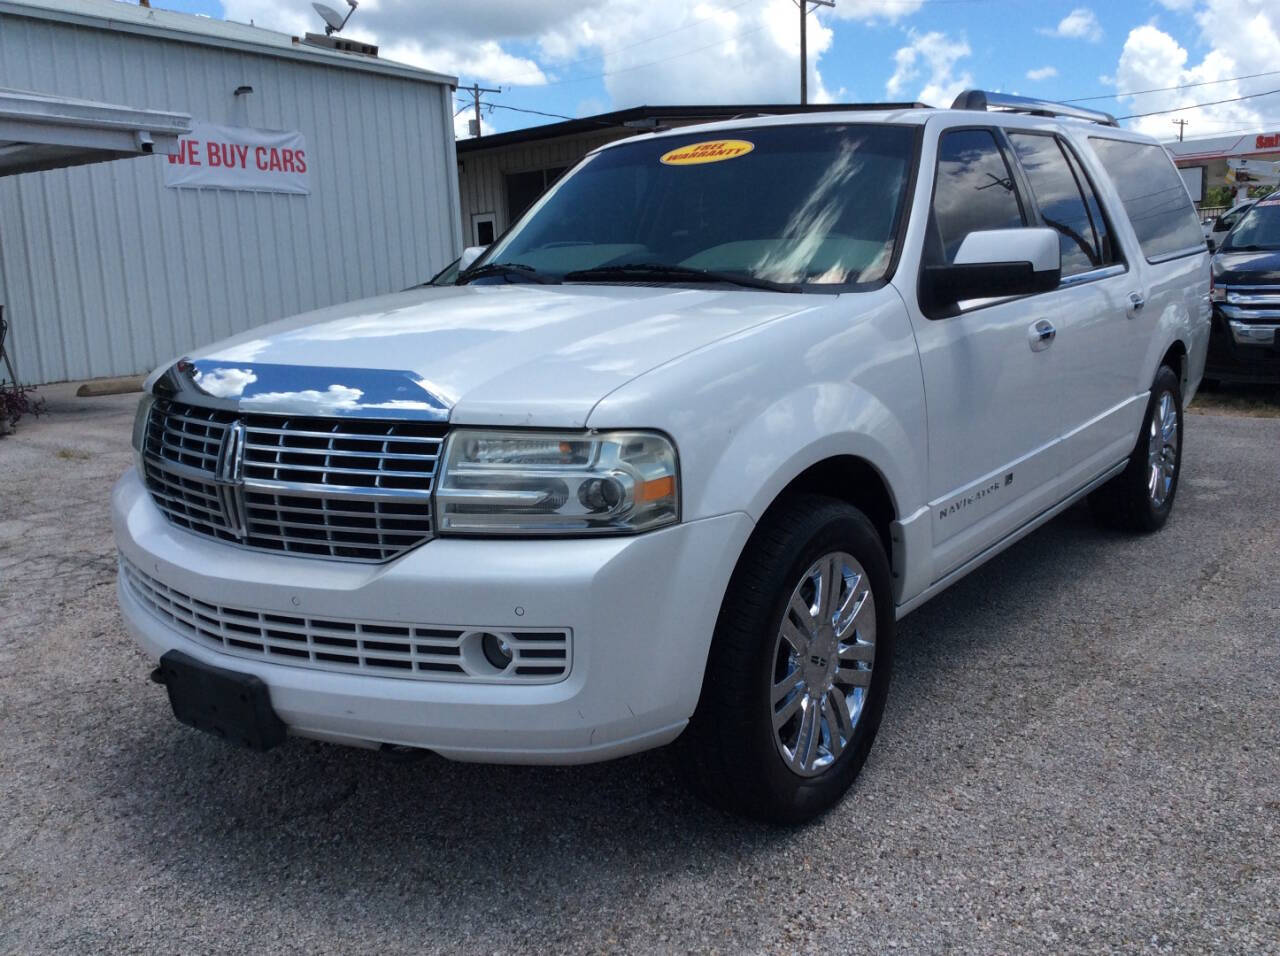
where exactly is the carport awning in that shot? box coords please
[0,88,191,176]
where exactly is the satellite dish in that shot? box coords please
[312,0,357,35]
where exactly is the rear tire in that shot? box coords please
[674,495,895,825]
[1089,364,1183,533]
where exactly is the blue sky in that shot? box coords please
[156,0,1280,141]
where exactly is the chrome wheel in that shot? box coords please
[771,551,876,777]
[1147,390,1179,508]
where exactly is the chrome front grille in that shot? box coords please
[1219,285,1280,346]
[141,399,446,562]
[121,558,571,683]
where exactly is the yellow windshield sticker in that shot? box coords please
[660,139,755,166]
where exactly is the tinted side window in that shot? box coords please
[1088,137,1204,262]
[929,129,1025,264]
[1062,142,1119,265]
[1009,132,1103,276]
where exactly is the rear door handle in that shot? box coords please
[1128,292,1146,316]
[1029,319,1056,352]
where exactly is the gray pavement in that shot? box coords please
[1,383,1277,953]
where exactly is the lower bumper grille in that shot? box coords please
[121,558,571,684]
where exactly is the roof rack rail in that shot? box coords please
[951,90,1118,127]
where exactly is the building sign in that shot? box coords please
[164,122,309,194]
[1258,133,1280,150]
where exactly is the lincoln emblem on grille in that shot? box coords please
[143,391,443,562]
[212,420,249,539]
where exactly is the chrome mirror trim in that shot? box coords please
[151,358,452,421]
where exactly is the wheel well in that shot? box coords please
[1160,340,1187,390]
[771,456,897,559]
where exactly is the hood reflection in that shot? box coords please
[159,359,451,421]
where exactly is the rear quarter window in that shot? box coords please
[1088,137,1204,263]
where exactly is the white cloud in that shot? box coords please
[380,39,547,85]
[1026,66,1058,81]
[886,30,973,107]
[1114,1,1280,138]
[1040,7,1103,43]
[216,0,856,105]
[535,0,839,106]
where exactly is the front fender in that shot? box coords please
[587,288,929,603]
[697,381,923,525]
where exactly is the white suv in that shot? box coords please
[114,91,1210,823]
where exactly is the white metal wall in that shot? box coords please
[0,12,461,384]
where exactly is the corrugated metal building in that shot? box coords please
[456,103,926,248]
[0,0,460,385]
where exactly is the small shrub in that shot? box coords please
[1,381,46,429]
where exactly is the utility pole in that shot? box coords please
[1173,118,1189,142]
[463,82,500,138]
[798,0,835,105]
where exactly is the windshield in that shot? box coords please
[1222,198,1280,251]
[477,123,918,290]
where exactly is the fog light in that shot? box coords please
[481,632,514,670]
[578,475,625,512]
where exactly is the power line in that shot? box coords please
[459,82,500,138]
[471,102,581,123]
[1063,68,1280,104]
[799,0,836,106]
[1116,87,1280,120]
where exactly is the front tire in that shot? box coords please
[675,495,895,824]
[1089,364,1183,532]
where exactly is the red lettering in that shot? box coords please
[281,148,296,173]
[294,150,307,174]
[255,145,268,170]
[1258,133,1280,150]
[206,142,221,167]
[268,147,284,172]
[168,139,201,165]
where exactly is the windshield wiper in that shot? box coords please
[563,263,802,293]
[459,262,555,284]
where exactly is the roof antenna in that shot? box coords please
[311,0,357,36]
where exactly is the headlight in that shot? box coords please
[434,429,679,535]
[131,393,155,459]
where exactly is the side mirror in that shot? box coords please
[921,227,1061,311]
[459,245,488,272]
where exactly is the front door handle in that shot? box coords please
[1128,292,1146,316]
[1029,319,1056,352]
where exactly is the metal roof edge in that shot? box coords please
[0,87,191,133]
[0,1,458,88]
[456,102,929,153]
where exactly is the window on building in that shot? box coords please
[473,215,495,246]
[505,166,570,224]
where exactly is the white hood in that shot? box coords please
[185,283,817,426]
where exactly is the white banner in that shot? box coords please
[164,122,310,195]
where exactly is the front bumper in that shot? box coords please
[113,469,754,764]
[1207,304,1280,383]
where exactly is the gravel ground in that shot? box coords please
[1,383,1278,954]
